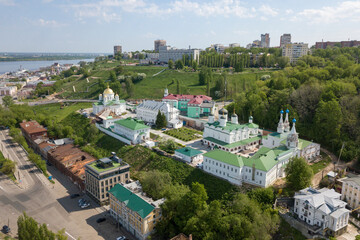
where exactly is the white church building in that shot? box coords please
[136,100,182,128]
[202,108,262,153]
[93,85,126,116]
[202,109,321,188]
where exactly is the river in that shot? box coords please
[0,58,94,74]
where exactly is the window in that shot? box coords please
[101,182,104,186]
[231,168,233,171]
[105,180,108,185]
[227,166,229,170]
[322,215,325,219]
[256,172,259,176]
[110,179,112,184]
[125,173,128,178]
[259,180,262,184]
[216,162,218,166]
[260,173,262,176]
[235,169,237,173]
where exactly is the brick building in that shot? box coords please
[47,144,96,190]
[19,120,48,149]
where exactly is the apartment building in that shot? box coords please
[154,40,166,52]
[159,45,200,63]
[85,153,130,204]
[261,33,270,48]
[341,177,360,209]
[109,181,165,240]
[114,45,122,56]
[280,33,291,48]
[282,43,309,64]
[294,187,349,237]
[315,40,360,49]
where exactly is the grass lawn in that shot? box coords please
[310,156,332,174]
[32,102,92,121]
[57,63,278,100]
[273,217,306,240]
[164,127,203,142]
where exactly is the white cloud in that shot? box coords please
[298,1,360,23]
[258,5,278,17]
[0,0,15,6]
[35,19,66,27]
[285,9,293,15]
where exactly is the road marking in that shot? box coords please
[65,231,77,240]
[0,185,4,190]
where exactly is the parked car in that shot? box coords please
[78,198,85,204]
[116,236,127,240]
[80,202,90,208]
[70,193,80,199]
[2,225,10,234]
[96,217,106,223]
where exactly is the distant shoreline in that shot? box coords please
[0,56,96,62]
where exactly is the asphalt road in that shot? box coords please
[0,130,134,240]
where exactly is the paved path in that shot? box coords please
[0,129,134,240]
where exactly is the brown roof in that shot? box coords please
[38,141,56,150]
[48,144,96,178]
[170,233,192,240]
[20,120,47,135]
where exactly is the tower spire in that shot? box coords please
[277,110,285,133]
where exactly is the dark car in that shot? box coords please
[2,225,10,234]
[96,217,106,223]
[70,193,80,199]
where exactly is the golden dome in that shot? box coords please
[103,85,114,95]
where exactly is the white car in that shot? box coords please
[116,236,127,240]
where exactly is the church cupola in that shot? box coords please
[286,118,299,149]
[219,115,227,127]
[277,110,285,133]
[164,88,169,97]
[284,109,290,132]
[115,93,120,103]
[219,108,228,123]
[208,113,215,124]
[249,115,253,123]
[231,109,238,124]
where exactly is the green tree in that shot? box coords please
[175,60,184,69]
[140,170,171,199]
[2,95,14,107]
[125,78,134,97]
[156,110,166,129]
[285,157,313,191]
[0,158,15,175]
[109,71,117,82]
[168,60,174,69]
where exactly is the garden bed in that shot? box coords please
[164,127,203,142]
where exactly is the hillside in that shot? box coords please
[56,62,277,100]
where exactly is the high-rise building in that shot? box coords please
[261,33,270,48]
[280,34,291,48]
[282,43,309,64]
[229,43,240,48]
[154,39,166,52]
[114,45,122,56]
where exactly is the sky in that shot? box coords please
[1,0,360,53]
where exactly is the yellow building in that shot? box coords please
[341,177,360,209]
[109,182,164,240]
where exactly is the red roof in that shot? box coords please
[20,120,47,135]
[163,94,212,105]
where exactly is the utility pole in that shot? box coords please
[336,142,345,171]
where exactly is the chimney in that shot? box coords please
[189,234,193,240]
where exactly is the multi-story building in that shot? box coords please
[162,89,215,118]
[85,153,130,204]
[136,100,182,128]
[341,177,360,209]
[252,40,261,48]
[97,117,150,145]
[282,43,309,64]
[114,45,122,56]
[261,33,270,48]
[294,187,349,237]
[211,44,226,53]
[280,33,291,48]
[159,45,200,63]
[48,144,96,190]
[109,181,165,240]
[19,120,48,149]
[154,39,166,52]
[315,40,360,49]
[202,110,320,187]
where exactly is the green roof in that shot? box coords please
[114,118,150,130]
[175,147,202,157]
[204,136,261,149]
[203,150,244,167]
[207,121,259,131]
[298,139,312,150]
[87,159,128,173]
[93,102,103,106]
[243,146,290,171]
[109,184,155,219]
